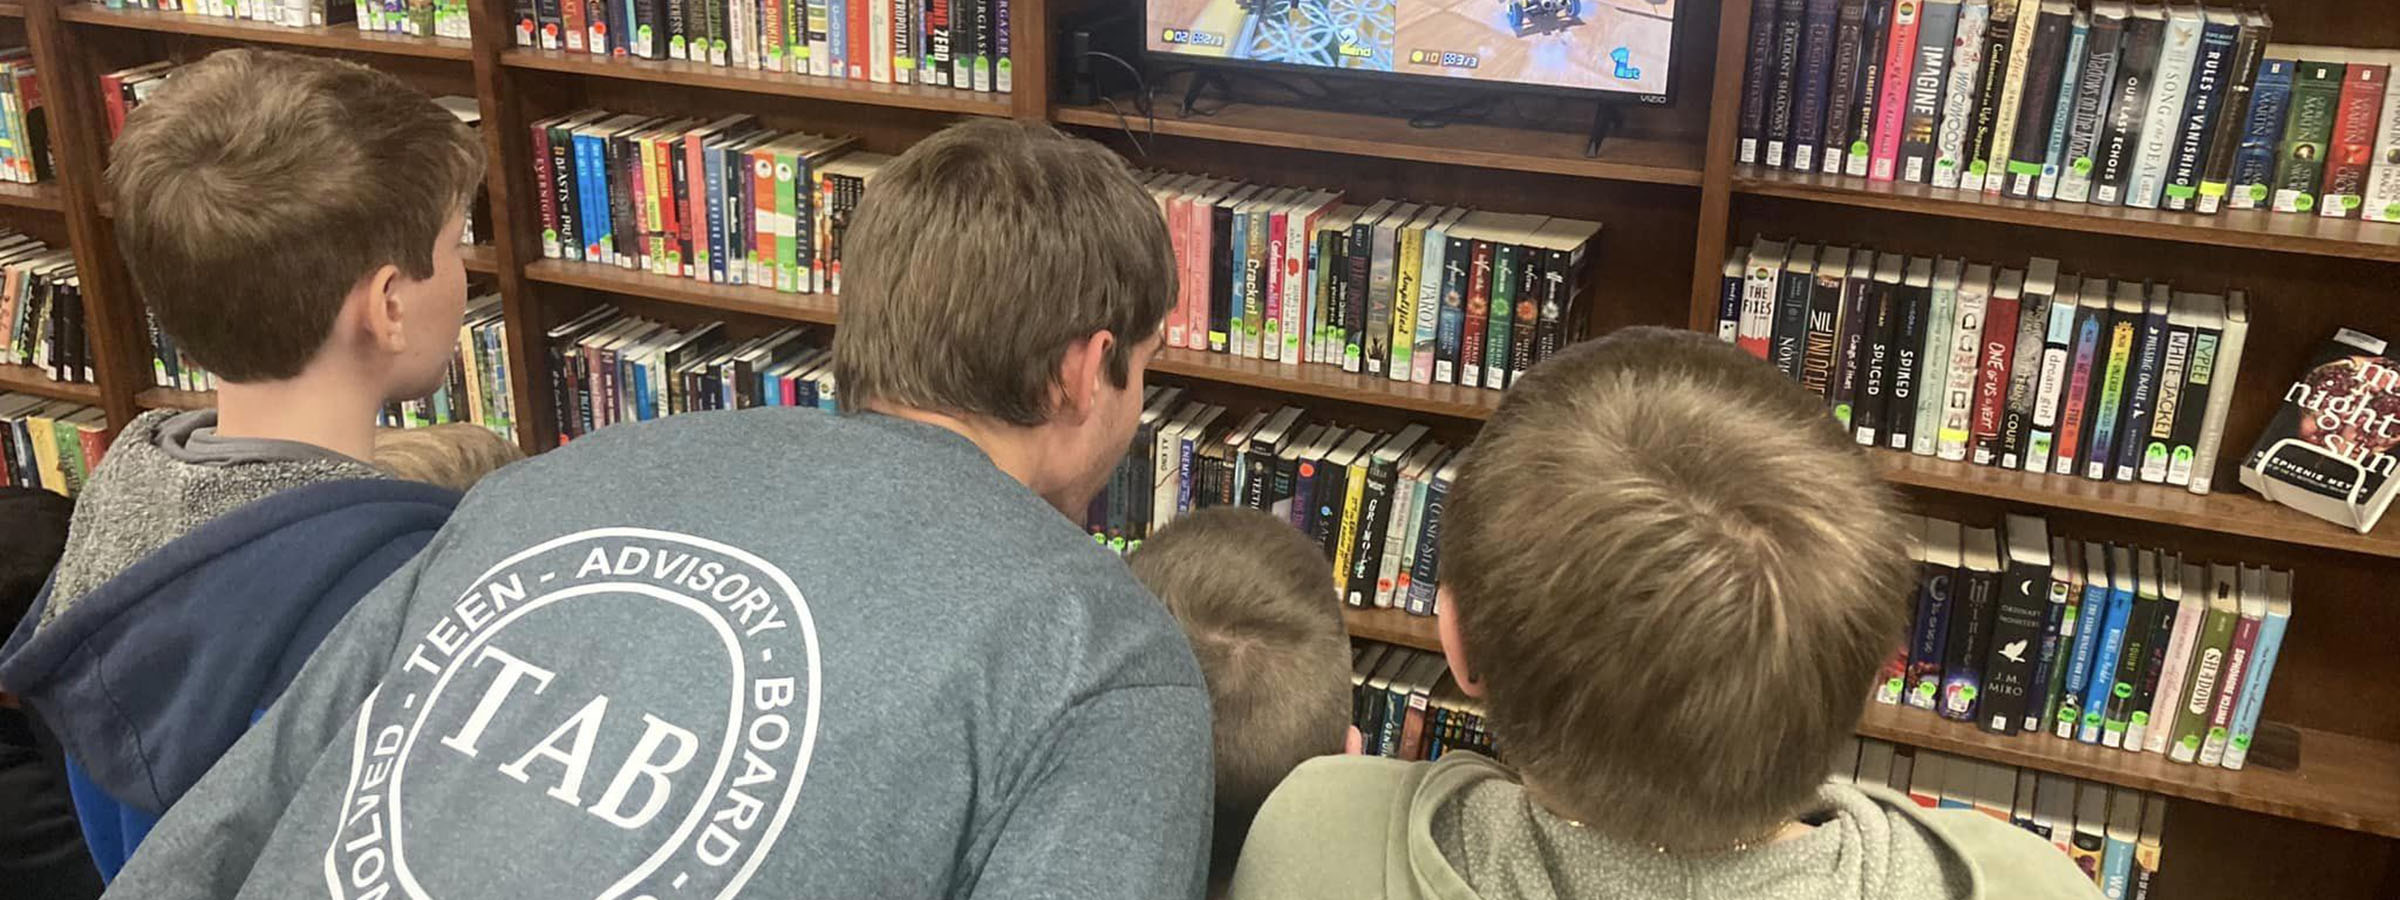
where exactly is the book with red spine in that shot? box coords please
[2318,64,2389,218]
[1869,0,1925,180]
[1970,267,2022,460]
[849,0,871,78]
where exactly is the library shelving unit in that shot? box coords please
[9,0,2395,895]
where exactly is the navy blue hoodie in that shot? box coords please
[0,476,458,877]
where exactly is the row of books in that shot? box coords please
[1880,513,2291,771]
[509,0,1013,95]
[1724,239,2251,494]
[1100,390,1455,617]
[1832,739,2168,898]
[0,233,90,386]
[0,50,48,185]
[545,308,835,443]
[1738,1,2400,222]
[1351,641,1493,763]
[90,0,473,39]
[147,314,215,393]
[0,393,107,496]
[378,294,518,440]
[529,110,885,296]
[1143,172,1603,391]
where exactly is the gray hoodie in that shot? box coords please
[104,408,1215,899]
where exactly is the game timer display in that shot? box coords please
[1147,0,1677,98]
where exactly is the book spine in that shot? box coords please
[1801,267,1844,397]
[1937,274,1985,461]
[2162,19,2236,210]
[1403,469,1449,616]
[2198,610,2261,766]
[1932,1,1990,187]
[1909,268,1951,455]
[1385,219,1416,374]
[1899,1,1957,183]
[1982,557,2050,735]
[2112,298,2167,481]
[1959,0,2018,191]
[2035,12,2085,200]
[1831,262,1876,426]
[1886,270,1928,451]
[2083,303,2136,480]
[2093,13,2162,205]
[1822,0,1871,174]
[2035,572,2077,733]
[2140,320,2192,483]
[1971,284,2021,464]
[2170,595,2235,762]
[2319,65,2389,217]
[1460,242,1492,387]
[1765,0,1808,168]
[1508,248,1541,384]
[1906,563,1953,710]
[2053,576,2099,737]
[2197,22,2270,213]
[2055,7,2123,202]
[2004,5,2070,197]
[2272,62,2344,213]
[1940,564,1995,722]
[2142,596,2204,754]
[1867,0,1922,180]
[1773,262,1815,379]
[1481,244,1516,389]
[532,123,561,258]
[2362,80,2400,223]
[1435,236,1467,383]
[1737,248,1781,358]
[2122,589,2174,751]
[2078,578,2133,744]
[2221,604,2288,770]
[1740,0,1783,164]
[1792,0,1841,172]
[2024,290,2075,468]
[1855,275,1901,444]
[2229,60,2295,210]
[2053,298,2102,475]
[1983,0,2041,195]
[1846,0,1897,177]
[2126,11,2201,208]
[2187,297,2246,494]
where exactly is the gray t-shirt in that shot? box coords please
[107,409,1215,899]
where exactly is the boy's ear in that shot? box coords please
[1050,329,1114,425]
[357,263,409,354]
[1436,585,1483,699]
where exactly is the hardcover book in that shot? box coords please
[2091,4,2165,205]
[1909,519,1966,709]
[1833,251,1881,426]
[2271,61,2346,213]
[2081,281,2142,481]
[1938,262,1991,461]
[1869,0,1926,180]
[1913,258,1962,456]
[2051,277,2105,476]
[1901,0,1962,182]
[2111,284,2171,482]
[1773,244,1822,380]
[2139,560,2206,755]
[1803,246,1849,396]
[2024,264,2076,468]
[2229,59,2297,209]
[1823,0,1875,174]
[2238,328,2400,533]
[2197,566,2268,766]
[1990,268,2042,467]
[2221,568,2291,770]
[2188,291,2251,494]
[1793,0,1844,172]
[2003,0,2074,197]
[2318,64,2389,218]
[1846,0,1901,177]
[1979,0,2045,193]
[2140,293,2198,484]
[2363,73,2400,223]
[2123,4,2202,208]
[2167,564,2238,763]
[1854,254,1908,445]
[2055,1,2126,202]
[2034,8,2088,200]
[2195,11,2272,213]
[1942,525,2003,723]
[1980,514,2051,735]
[1959,0,2021,191]
[1886,257,1936,451]
[1933,0,1991,187]
[2159,9,2239,211]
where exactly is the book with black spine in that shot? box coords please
[2271,61,2346,214]
[1792,0,1845,172]
[2160,8,2240,211]
[1345,425,1429,606]
[1980,0,2045,194]
[1981,514,2052,735]
[2004,0,2075,197]
[1773,243,1821,380]
[1886,257,1935,452]
[1854,254,1908,446]
[2100,547,2165,747]
[2081,281,2145,480]
[1994,268,2046,468]
[2140,292,2199,484]
[1845,0,1900,177]
[2091,4,2165,205]
[1739,0,1785,164]
[1900,0,1962,183]
[1803,246,1849,398]
[1821,0,1874,174]
[1717,246,1744,342]
[2164,292,2225,487]
[1833,250,1880,428]
[2111,284,2172,482]
[2122,551,2179,751]
[1908,517,1964,710]
[2124,4,2203,208]
[1959,0,2022,192]
[1942,525,2002,723]
[2034,7,2089,200]
[2055,1,2126,203]
[2195,11,2272,213]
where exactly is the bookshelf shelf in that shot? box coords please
[1870,449,2400,561]
[0,2,23,18]
[0,364,100,404]
[461,243,497,274]
[523,259,840,324]
[499,49,1012,116]
[1733,166,2400,264]
[1344,606,1440,652]
[1149,348,1504,421]
[0,180,63,212]
[57,6,476,61]
[1051,104,1707,188]
[133,386,212,410]
[1856,704,2400,840]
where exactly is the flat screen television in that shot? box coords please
[1145,0,1679,101]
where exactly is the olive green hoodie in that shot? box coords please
[1229,753,2103,900]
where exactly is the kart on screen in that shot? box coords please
[1505,0,1581,37]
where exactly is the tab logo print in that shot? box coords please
[327,528,822,900]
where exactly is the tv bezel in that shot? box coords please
[1142,0,1683,105]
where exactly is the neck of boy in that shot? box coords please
[212,375,383,464]
[866,403,1084,517]
[1525,782,1815,856]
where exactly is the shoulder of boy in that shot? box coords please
[1226,754,1429,900]
[1903,798,2106,899]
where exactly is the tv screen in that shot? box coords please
[1146,0,1677,99]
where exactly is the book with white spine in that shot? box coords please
[1913,258,1964,457]
[1938,263,1992,461]
[1935,1,1994,188]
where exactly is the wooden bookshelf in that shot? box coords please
[1872,449,2400,560]
[133,386,212,410]
[0,363,99,403]
[1344,606,1441,652]
[1856,704,2400,840]
[1734,166,2400,264]
[1053,103,1706,187]
[500,49,1011,116]
[57,5,475,61]
[1150,348,1503,421]
[461,242,496,274]
[0,179,63,211]
[0,2,26,17]
[523,260,840,325]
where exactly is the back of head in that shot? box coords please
[108,48,485,383]
[831,119,1173,426]
[1128,508,1350,889]
[1441,326,1912,851]
[0,487,74,627]
[373,424,524,492]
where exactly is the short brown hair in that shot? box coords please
[109,48,485,382]
[1127,508,1349,889]
[1441,327,1912,850]
[833,119,1173,426]
[373,424,523,492]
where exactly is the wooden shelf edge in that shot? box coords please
[1346,609,2400,839]
[1732,167,2400,264]
[522,259,840,324]
[0,365,102,404]
[499,49,1011,116]
[58,5,474,60]
[134,386,214,410]
[462,243,498,274]
[1872,449,2400,560]
[0,180,64,211]
[0,2,25,19]
[1051,106,1707,188]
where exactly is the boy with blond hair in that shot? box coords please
[0,48,484,878]
[1130,507,1359,897]
[1230,327,2098,900]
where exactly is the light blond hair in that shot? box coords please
[109,48,485,382]
[374,424,522,492]
[1441,326,1912,850]
[1127,508,1350,892]
[831,119,1173,425]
